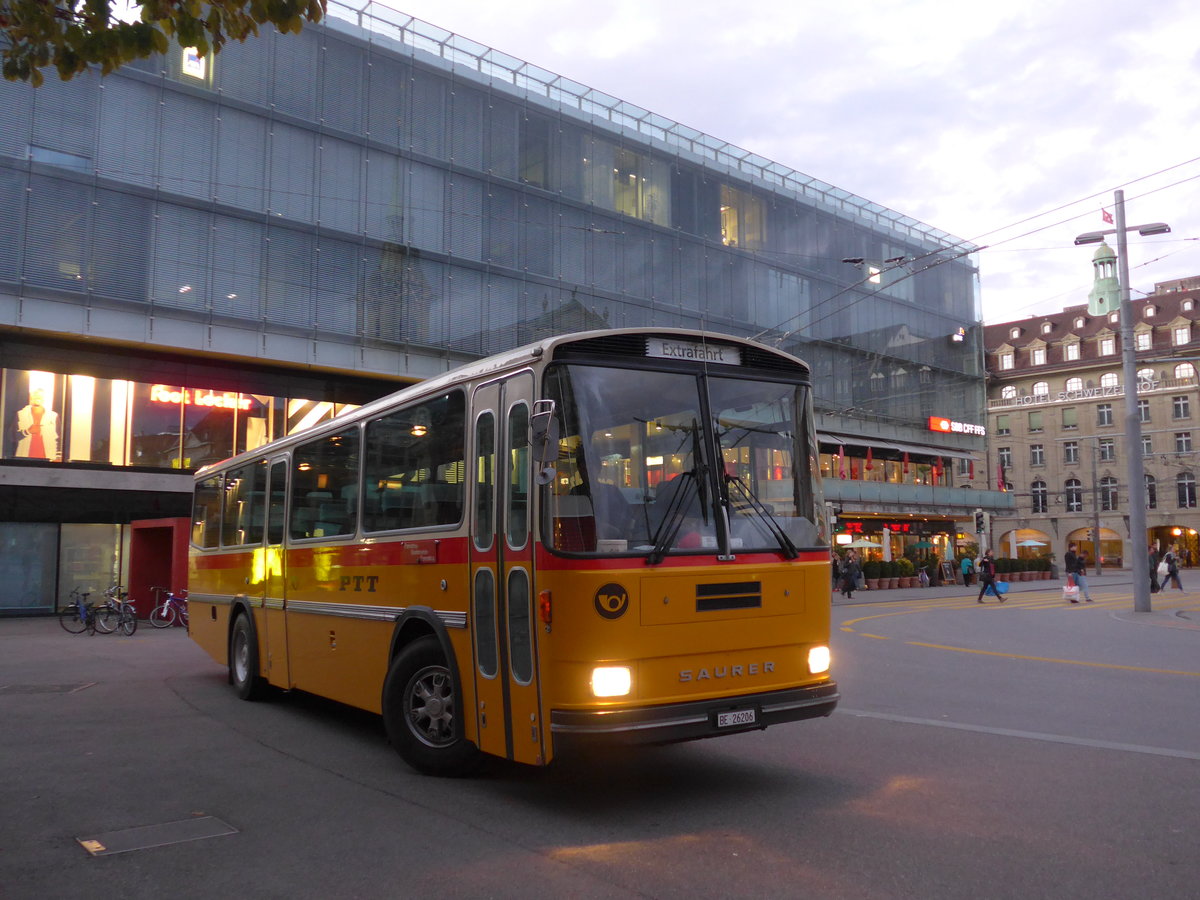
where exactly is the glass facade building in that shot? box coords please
[0,3,1004,613]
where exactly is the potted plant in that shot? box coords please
[886,560,900,589]
[897,557,916,587]
[863,559,882,591]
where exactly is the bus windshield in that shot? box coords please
[542,363,819,557]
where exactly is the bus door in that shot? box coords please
[262,457,290,688]
[470,373,544,765]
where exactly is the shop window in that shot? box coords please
[3,370,63,462]
[719,184,765,249]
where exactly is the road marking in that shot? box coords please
[839,708,1200,760]
[906,641,1200,677]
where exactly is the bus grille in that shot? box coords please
[696,581,762,611]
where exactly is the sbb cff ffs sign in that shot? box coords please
[928,416,985,436]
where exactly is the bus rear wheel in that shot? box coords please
[382,636,480,776]
[229,613,268,701]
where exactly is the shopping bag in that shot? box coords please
[1066,573,1075,587]
[1062,584,1080,601]
[994,580,1009,595]
[1157,561,1169,578]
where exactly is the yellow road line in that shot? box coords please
[906,641,1200,677]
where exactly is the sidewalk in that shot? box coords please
[831,568,1199,629]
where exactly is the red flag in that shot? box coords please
[969,459,975,480]
[838,447,847,480]
[1102,208,1114,224]
[850,461,859,479]
[903,451,909,474]
[865,446,873,471]
[997,463,1006,491]
[935,456,944,478]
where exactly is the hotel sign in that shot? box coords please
[1006,379,1158,405]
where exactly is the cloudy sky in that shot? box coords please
[371,0,1200,325]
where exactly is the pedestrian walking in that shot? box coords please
[976,550,1002,602]
[960,554,975,587]
[1149,544,1161,593]
[839,551,861,600]
[1163,545,1184,591]
[1063,542,1093,602]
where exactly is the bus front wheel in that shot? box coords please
[382,636,480,776]
[229,613,268,701]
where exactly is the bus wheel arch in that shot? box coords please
[228,604,269,701]
[383,610,480,776]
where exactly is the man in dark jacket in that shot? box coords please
[1064,542,1093,602]
[976,550,1002,603]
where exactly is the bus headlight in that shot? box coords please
[591,666,631,697]
[808,645,831,674]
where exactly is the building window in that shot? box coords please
[1065,376,1083,392]
[1063,441,1079,464]
[1138,367,1155,382]
[1010,327,1021,340]
[1041,322,1053,335]
[1098,438,1115,462]
[1031,381,1049,398]
[999,352,1014,371]
[1062,406,1077,429]
[1031,347,1046,365]
[1028,410,1043,432]
[1145,305,1156,318]
[1136,331,1152,350]
[1032,480,1048,513]
[1174,325,1191,346]
[1177,472,1197,508]
[1142,434,1153,457]
[1100,372,1119,389]
[1066,478,1083,512]
[998,447,1012,469]
[1137,399,1150,423]
[1176,362,1196,381]
[1064,342,1080,361]
[996,414,1010,435]
[1174,396,1191,419]
[1097,404,1113,426]
[1146,474,1157,509]
[1074,317,1086,329]
[1100,476,1118,510]
[1030,444,1044,466]
[1100,337,1116,356]
[718,183,765,249]
[1001,385,1017,400]
[1184,299,1195,312]
[1176,432,1193,453]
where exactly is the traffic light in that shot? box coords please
[974,510,986,533]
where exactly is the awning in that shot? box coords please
[818,431,978,460]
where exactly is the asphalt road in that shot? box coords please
[2,584,1198,899]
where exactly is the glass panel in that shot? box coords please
[474,412,496,551]
[0,523,58,613]
[221,459,267,547]
[474,568,497,678]
[362,392,466,532]
[267,461,287,545]
[506,402,529,548]
[289,426,360,540]
[193,475,222,548]
[507,568,532,684]
[709,376,820,550]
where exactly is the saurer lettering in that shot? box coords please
[679,661,775,682]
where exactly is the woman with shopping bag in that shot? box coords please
[1062,572,1080,603]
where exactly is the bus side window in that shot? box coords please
[192,474,222,548]
[290,426,360,539]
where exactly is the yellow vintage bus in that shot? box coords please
[188,328,837,774]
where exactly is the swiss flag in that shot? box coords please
[1102,209,1114,224]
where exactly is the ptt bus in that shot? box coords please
[188,328,838,774]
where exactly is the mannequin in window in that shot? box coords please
[15,388,59,461]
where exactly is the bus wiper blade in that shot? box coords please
[725,474,798,559]
[646,470,698,565]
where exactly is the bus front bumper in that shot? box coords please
[549,681,839,747]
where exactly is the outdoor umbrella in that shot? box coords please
[1017,539,1047,547]
[845,539,881,548]
[911,540,934,548]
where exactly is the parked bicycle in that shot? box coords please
[94,585,138,636]
[58,588,97,635]
[149,587,188,628]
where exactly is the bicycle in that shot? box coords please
[58,588,97,635]
[149,587,189,628]
[95,586,138,636]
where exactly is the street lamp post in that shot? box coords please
[1075,191,1171,613]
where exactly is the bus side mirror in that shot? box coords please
[530,400,559,484]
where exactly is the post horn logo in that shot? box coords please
[594,583,629,619]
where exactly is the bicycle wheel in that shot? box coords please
[119,609,138,636]
[59,605,87,634]
[94,605,117,634]
[177,602,188,627]
[149,604,175,628]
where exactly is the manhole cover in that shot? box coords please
[0,683,95,694]
[77,816,237,856]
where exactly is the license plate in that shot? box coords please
[716,708,757,728]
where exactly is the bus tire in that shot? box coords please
[382,636,480,776]
[230,613,268,701]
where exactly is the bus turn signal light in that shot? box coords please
[539,590,552,625]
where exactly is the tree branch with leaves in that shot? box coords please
[1,0,326,86]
